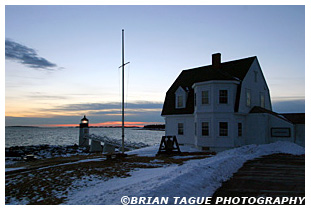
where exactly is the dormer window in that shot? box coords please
[254,71,258,83]
[246,89,251,107]
[175,86,187,109]
[260,92,265,108]
[177,95,183,108]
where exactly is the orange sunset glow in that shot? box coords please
[42,121,162,127]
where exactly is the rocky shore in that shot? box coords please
[5,145,89,165]
[5,140,150,165]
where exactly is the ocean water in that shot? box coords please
[5,127,164,148]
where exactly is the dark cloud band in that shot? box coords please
[5,39,57,69]
[48,101,164,112]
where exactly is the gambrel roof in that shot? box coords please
[161,56,256,116]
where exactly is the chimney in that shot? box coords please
[212,53,221,68]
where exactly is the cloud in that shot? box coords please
[27,92,69,100]
[5,101,165,126]
[5,113,164,127]
[5,39,58,70]
[48,101,163,112]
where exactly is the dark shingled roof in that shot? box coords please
[161,56,256,116]
[280,113,305,124]
[249,106,293,124]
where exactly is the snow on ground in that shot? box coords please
[5,167,26,172]
[5,158,22,166]
[127,144,202,157]
[64,141,304,205]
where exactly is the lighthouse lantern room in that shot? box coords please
[79,115,90,147]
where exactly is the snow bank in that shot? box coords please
[65,141,304,205]
[127,144,201,157]
[126,145,159,157]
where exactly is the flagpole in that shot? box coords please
[119,29,129,155]
[121,29,125,154]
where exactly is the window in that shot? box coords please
[260,93,265,108]
[219,122,228,136]
[219,90,228,104]
[246,89,251,107]
[254,71,258,83]
[178,123,184,135]
[175,87,187,109]
[177,95,183,108]
[202,91,209,104]
[202,122,209,136]
[238,123,242,137]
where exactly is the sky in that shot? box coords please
[3,4,306,127]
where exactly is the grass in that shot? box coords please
[5,151,213,205]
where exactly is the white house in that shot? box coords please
[161,53,304,152]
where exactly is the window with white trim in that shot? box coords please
[177,95,183,108]
[202,91,209,105]
[178,123,184,135]
[219,90,228,104]
[238,123,242,137]
[246,89,251,107]
[254,71,258,83]
[202,122,209,136]
[219,122,228,136]
[175,86,187,109]
[260,92,265,108]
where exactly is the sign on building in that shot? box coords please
[271,127,291,137]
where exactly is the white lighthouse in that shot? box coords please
[79,115,89,147]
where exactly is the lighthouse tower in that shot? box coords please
[79,115,89,147]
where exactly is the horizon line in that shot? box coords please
[7,121,165,128]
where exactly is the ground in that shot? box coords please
[5,142,305,205]
[5,146,212,205]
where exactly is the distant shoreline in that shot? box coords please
[5,126,142,128]
[6,126,40,128]
[6,126,165,130]
[136,128,165,131]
